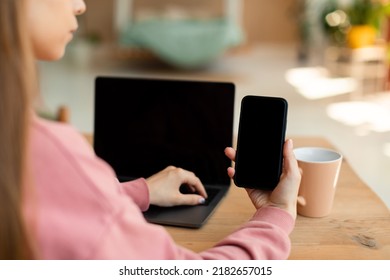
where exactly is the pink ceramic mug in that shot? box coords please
[294,147,342,218]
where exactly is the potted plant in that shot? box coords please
[346,0,390,48]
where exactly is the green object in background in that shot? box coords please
[120,18,244,69]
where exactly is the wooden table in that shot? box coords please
[164,137,390,259]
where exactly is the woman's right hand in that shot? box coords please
[146,166,207,207]
[224,139,301,219]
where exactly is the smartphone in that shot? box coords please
[234,95,288,190]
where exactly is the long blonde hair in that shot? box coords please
[0,0,36,259]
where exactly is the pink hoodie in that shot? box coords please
[24,116,294,259]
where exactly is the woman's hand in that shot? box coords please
[146,166,207,207]
[224,139,301,219]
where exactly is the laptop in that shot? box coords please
[94,76,235,228]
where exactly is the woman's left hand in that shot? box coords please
[146,166,207,207]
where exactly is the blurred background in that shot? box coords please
[38,0,390,209]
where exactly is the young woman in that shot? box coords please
[0,0,301,260]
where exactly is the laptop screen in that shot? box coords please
[94,77,235,186]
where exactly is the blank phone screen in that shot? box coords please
[234,95,287,190]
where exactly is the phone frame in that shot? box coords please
[233,95,288,190]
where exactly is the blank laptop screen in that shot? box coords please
[94,77,235,186]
